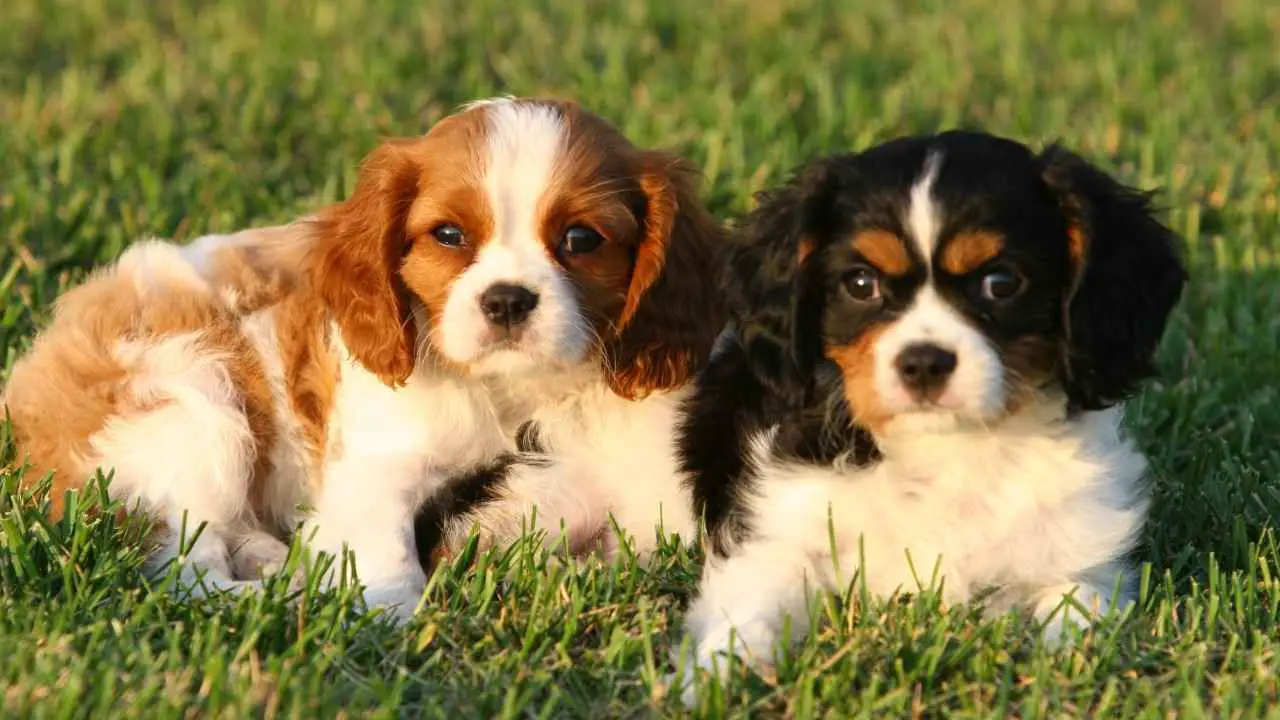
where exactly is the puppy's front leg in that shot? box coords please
[676,538,826,700]
[1030,574,1132,646]
[306,454,438,622]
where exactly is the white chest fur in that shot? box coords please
[682,402,1151,685]
[751,404,1149,598]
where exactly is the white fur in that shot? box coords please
[875,152,1006,423]
[80,240,291,596]
[299,322,516,616]
[873,287,1005,422]
[906,151,943,262]
[237,309,313,532]
[301,327,699,618]
[677,398,1148,696]
[118,239,216,296]
[439,240,592,375]
[453,380,699,560]
[437,99,592,374]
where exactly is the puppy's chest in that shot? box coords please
[875,433,1088,511]
[757,429,1100,549]
[330,375,515,468]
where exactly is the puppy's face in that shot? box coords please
[309,98,724,397]
[730,131,1186,433]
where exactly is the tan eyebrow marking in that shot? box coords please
[851,229,912,276]
[940,231,1004,275]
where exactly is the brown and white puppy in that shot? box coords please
[3,97,725,617]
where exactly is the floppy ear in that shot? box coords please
[604,152,727,400]
[724,159,834,407]
[308,140,422,387]
[1038,145,1188,410]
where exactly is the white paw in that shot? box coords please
[229,532,291,580]
[1032,583,1122,647]
[1037,611,1083,649]
[667,628,765,708]
[360,580,426,623]
[666,641,710,708]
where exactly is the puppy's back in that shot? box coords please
[4,229,306,516]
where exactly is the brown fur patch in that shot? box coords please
[940,231,1004,275]
[797,237,816,265]
[4,264,276,521]
[852,230,912,276]
[307,107,493,387]
[1066,224,1088,267]
[602,149,726,399]
[534,108,644,346]
[1063,223,1090,306]
[824,326,892,431]
[272,288,338,472]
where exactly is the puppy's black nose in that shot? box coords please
[480,284,539,328]
[895,342,957,398]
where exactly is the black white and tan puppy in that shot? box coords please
[673,130,1187,689]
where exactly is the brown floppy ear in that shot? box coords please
[605,152,726,399]
[308,140,422,387]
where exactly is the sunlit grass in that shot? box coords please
[2,0,1278,715]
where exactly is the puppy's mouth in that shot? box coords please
[873,380,1010,433]
[481,327,529,348]
[467,332,583,376]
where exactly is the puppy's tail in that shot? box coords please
[116,219,317,316]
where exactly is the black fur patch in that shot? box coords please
[679,340,768,556]
[515,420,543,454]
[413,456,513,569]
[679,340,881,557]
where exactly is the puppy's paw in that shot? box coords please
[230,532,291,580]
[360,579,426,624]
[667,626,769,708]
[1032,582,1122,648]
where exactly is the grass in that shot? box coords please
[1,0,1278,715]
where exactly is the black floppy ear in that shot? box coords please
[1038,145,1188,410]
[724,160,834,406]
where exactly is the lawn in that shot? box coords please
[2,0,1279,716]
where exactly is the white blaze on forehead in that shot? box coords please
[906,150,944,265]
[436,98,592,372]
[480,99,567,248]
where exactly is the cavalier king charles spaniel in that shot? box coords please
[672,130,1187,693]
[3,97,723,618]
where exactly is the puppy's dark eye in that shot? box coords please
[843,266,882,302]
[980,269,1023,300]
[432,224,465,248]
[561,226,605,256]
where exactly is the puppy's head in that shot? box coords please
[729,131,1187,433]
[309,97,724,397]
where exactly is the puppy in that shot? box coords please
[411,101,725,569]
[674,131,1187,688]
[3,97,723,616]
